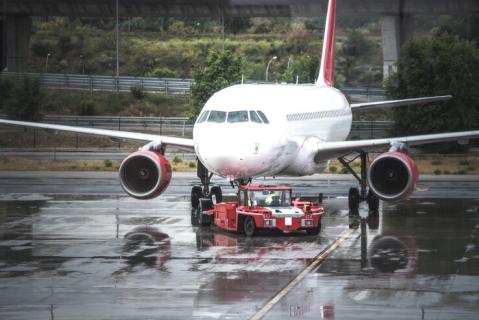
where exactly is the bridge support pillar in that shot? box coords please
[1,15,32,72]
[381,13,414,80]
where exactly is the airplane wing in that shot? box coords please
[350,95,453,110]
[317,130,479,158]
[0,118,195,151]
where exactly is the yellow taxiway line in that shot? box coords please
[249,228,355,320]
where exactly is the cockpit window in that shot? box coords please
[197,111,210,123]
[257,111,270,124]
[208,111,227,123]
[249,111,262,123]
[227,111,249,123]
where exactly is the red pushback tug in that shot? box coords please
[197,185,324,236]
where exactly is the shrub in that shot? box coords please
[172,155,182,164]
[189,161,196,168]
[433,169,442,175]
[459,159,470,166]
[444,170,451,174]
[130,85,147,100]
[431,160,442,165]
[104,159,113,167]
[341,167,348,174]
[467,166,475,171]
[79,100,97,116]
[329,165,338,173]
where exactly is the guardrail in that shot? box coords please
[0,72,385,100]
[0,72,193,95]
[1,114,392,140]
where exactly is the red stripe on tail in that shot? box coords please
[317,0,336,87]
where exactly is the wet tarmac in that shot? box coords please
[0,172,478,319]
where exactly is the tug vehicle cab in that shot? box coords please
[198,185,324,236]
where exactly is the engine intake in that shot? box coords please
[119,151,172,199]
[367,152,418,201]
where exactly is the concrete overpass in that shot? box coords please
[1,0,479,75]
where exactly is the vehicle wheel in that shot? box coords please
[306,222,321,236]
[348,187,360,214]
[191,186,203,209]
[243,216,256,237]
[210,186,223,203]
[367,190,379,214]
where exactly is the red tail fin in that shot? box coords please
[316,0,336,87]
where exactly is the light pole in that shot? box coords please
[45,53,51,73]
[265,56,277,81]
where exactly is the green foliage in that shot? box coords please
[3,77,43,121]
[188,161,197,168]
[282,55,319,83]
[386,32,479,152]
[130,85,147,100]
[79,100,97,116]
[172,155,183,164]
[0,77,15,111]
[336,29,382,86]
[191,50,244,116]
[146,67,176,78]
[434,169,442,175]
[104,160,113,167]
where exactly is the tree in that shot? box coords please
[282,55,319,84]
[385,32,479,151]
[191,50,244,117]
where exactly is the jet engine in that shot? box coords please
[367,152,418,201]
[119,151,172,199]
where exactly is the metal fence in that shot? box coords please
[1,115,392,139]
[0,72,385,100]
[0,72,193,94]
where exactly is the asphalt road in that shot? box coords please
[0,172,478,319]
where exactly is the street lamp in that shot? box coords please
[265,56,277,81]
[45,53,51,73]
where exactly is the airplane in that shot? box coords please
[1,0,478,226]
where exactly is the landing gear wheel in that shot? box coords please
[210,186,223,203]
[197,198,213,227]
[191,207,198,226]
[191,186,203,226]
[243,216,256,237]
[367,190,379,215]
[191,186,203,209]
[306,222,321,236]
[348,187,360,215]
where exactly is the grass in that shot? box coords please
[327,156,479,175]
[0,157,197,172]
[0,154,477,174]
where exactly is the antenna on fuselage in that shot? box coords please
[316,0,336,87]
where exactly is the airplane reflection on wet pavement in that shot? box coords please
[0,178,478,319]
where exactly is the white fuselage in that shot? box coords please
[193,83,351,180]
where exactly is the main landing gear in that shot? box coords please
[339,151,379,215]
[191,160,223,226]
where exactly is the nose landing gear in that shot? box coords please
[190,159,223,226]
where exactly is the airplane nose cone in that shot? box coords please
[194,124,272,178]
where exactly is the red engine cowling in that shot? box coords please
[367,152,419,201]
[119,151,172,200]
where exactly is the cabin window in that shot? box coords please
[249,111,262,123]
[208,111,227,123]
[197,111,210,123]
[257,111,270,124]
[227,111,249,123]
